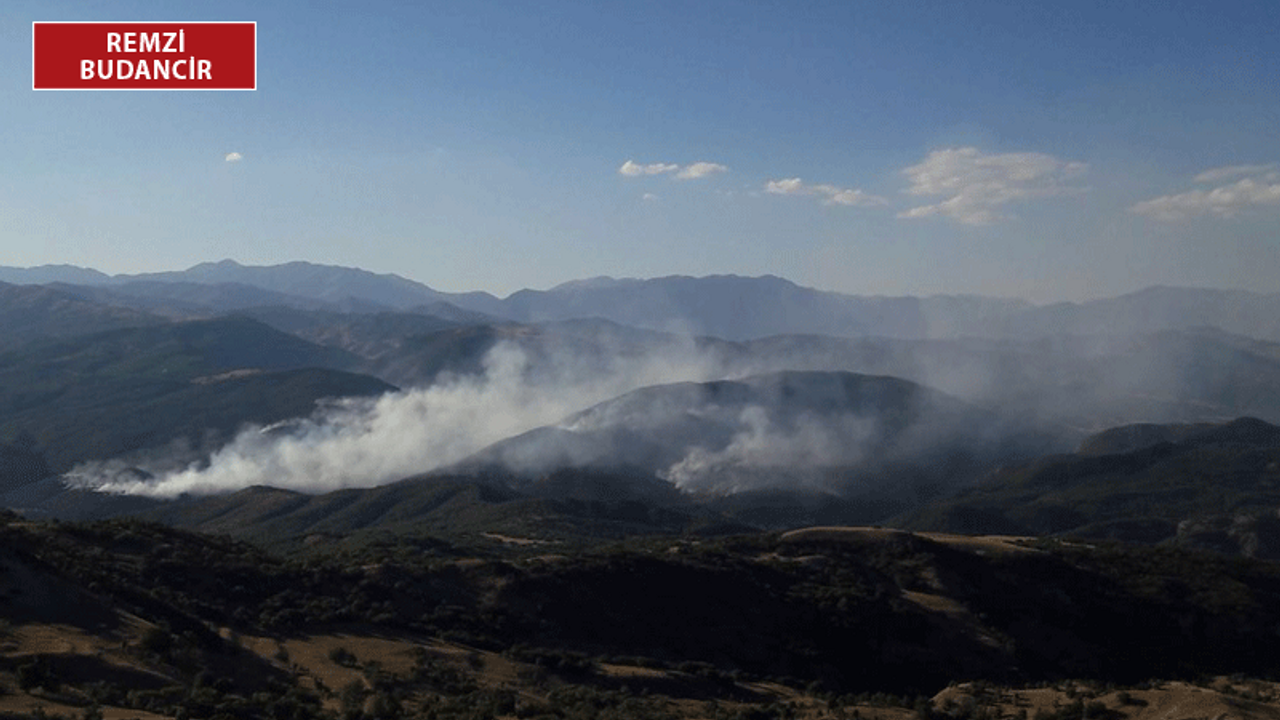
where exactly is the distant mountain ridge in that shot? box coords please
[129,260,506,313]
[0,264,112,285]
[5,260,1280,341]
[0,281,166,350]
[0,260,502,317]
[502,273,1035,340]
[1006,285,1280,341]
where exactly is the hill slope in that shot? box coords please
[453,371,1064,528]
[10,514,1280,704]
[136,470,718,550]
[0,317,392,475]
[0,281,164,351]
[897,417,1280,555]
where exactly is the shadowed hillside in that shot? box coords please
[897,417,1280,555]
[5,513,1280,719]
[460,370,1064,504]
[0,317,393,477]
[0,282,164,351]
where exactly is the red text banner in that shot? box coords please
[33,21,256,90]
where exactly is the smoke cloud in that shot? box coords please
[62,316,1269,502]
[660,407,878,494]
[69,340,724,498]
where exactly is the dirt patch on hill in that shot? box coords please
[781,525,1041,556]
[917,531,1042,556]
[933,679,1280,720]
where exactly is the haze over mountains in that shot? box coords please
[2,259,1280,548]
[6,259,1280,341]
[461,371,1059,494]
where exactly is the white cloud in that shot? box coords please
[1193,164,1277,183]
[1131,170,1280,221]
[765,178,805,195]
[618,160,679,176]
[814,185,886,207]
[642,193,658,201]
[224,152,243,162]
[764,177,887,207]
[619,159,727,180]
[898,147,1087,225]
[676,161,728,180]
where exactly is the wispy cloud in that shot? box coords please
[619,160,679,176]
[676,162,728,180]
[765,178,805,195]
[224,152,243,163]
[1193,164,1277,183]
[898,147,1087,225]
[764,177,887,207]
[642,192,658,202]
[1131,165,1280,221]
[619,159,728,180]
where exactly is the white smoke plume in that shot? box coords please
[660,406,878,494]
[70,340,724,498]
[61,321,1222,501]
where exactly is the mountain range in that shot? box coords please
[5,259,1280,341]
[11,258,1280,714]
[2,259,1280,558]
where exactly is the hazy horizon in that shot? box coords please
[3,256,1276,306]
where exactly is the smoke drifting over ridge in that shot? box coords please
[660,408,879,493]
[62,316,1280,501]
[466,368,1048,498]
[67,335,1009,500]
[69,340,727,498]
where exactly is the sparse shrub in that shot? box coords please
[339,680,366,720]
[369,689,402,720]
[361,661,384,683]
[17,658,58,693]
[1115,691,1146,706]
[515,665,548,687]
[504,645,596,676]
[329,646,359,667]
[139,626,174,656]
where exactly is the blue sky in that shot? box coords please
[2,0,1277,301]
